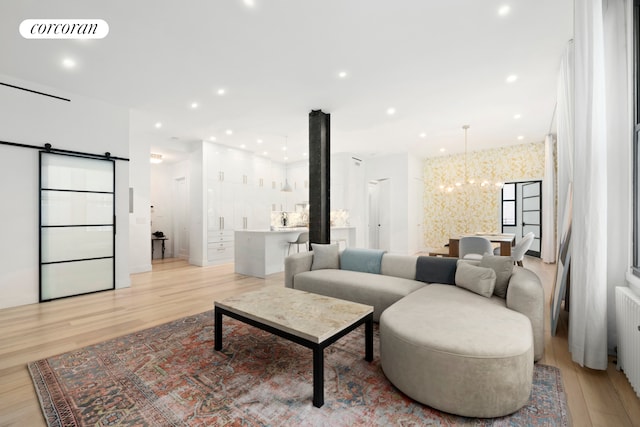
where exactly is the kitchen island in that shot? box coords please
[234,227,356,278]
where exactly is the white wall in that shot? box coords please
[331,153,367,247]
[365,152,423,255]
[189,145,207,266]
[128,119,152,273]
[0,75,130,309]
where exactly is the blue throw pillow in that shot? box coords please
[340,248,386,274]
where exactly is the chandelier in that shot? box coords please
[439,125,503,192]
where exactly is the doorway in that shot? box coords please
[174,177,189,259]
[368,179,391,251]
[500,180,541,257]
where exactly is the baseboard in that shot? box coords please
[129,263,152,274]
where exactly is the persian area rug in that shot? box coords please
[29,311,569,426]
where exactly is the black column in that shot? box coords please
[309,110,330,245]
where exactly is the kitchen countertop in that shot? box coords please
[237,226,354,233]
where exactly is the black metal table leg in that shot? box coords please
[214,307,222,351]
[312,345,324,407]
[365,315,373,362]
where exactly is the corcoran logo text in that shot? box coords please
[20,19,109,39]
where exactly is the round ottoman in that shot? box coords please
[380,284,534,418]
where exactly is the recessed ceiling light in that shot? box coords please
[210,136,217,141]
[191,102,199,109]
[243,0,255,7]
[263,151,268,156]
[226,129,233,135]
[302,152,308,157]
[517,135,524,140]
[338,71,348,78]
[62,58,76,69]
[257,139,263,144]
[284,156,289,161]
[387,107,396,115]
[513,114,522,119]
[439,148,446,152]
[419,132,427,138]
[498,5,511,16]
[282,146,287,151]
[217,88,226,95]
[155,122,162,129]
[506,75,518,83]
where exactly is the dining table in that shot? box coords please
[448,233,516,257]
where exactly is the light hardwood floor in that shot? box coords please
[0,257,638,426]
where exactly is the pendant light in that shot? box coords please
[282,136,293,192]
[439,125,503,192]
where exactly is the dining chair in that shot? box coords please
[288,232,309,255]
[510,232,535,266]
[458,236,493,260]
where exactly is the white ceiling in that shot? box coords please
[1,1,573,164]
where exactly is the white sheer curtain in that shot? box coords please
[541,135,555,263]
[603,0,632,352]
[557,42,574,242]
[569,0,631,369]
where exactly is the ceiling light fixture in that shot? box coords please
[281,136,292,192]
[513,114,522,119]
[386,107,396,115]
[191,102,199,109]
[506,74,518,83]
[155,122,162,129]
[62,58,76,68]
[440,148,446,153]
[419,132,427,138]
[257,139,263,144]
[210,136,217,141]
[517,135,524,140]
[150,153,163,164]
[338,71,348,78]
[217,88,226,95]
[498,5,511,16]
[440,125,503,192]
[226,129,233,135]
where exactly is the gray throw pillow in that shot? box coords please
[454,262,496,298]
[479,255,514,298]
[310,243,339,270]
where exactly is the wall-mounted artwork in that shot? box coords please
[551,182,572,336]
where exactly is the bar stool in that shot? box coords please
[330,238,348,250]
[288,232,309,255]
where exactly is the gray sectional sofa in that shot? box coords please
[284,247,545,418]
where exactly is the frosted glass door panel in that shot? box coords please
[41,191,113,226]
[40,152,115,302]
[41,259,113,300]
[41,154,113,192]
[42,226,113,263]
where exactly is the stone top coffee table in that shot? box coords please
[214,287,374,407]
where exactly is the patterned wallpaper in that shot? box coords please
[423,142,546,249]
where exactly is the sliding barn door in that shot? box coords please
[40,152,115,301]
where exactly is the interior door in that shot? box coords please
[40,152,115,301]
[374,178,391,252]
[368,182,380,249]
[501,180,542,257]
[521,181,541,257]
